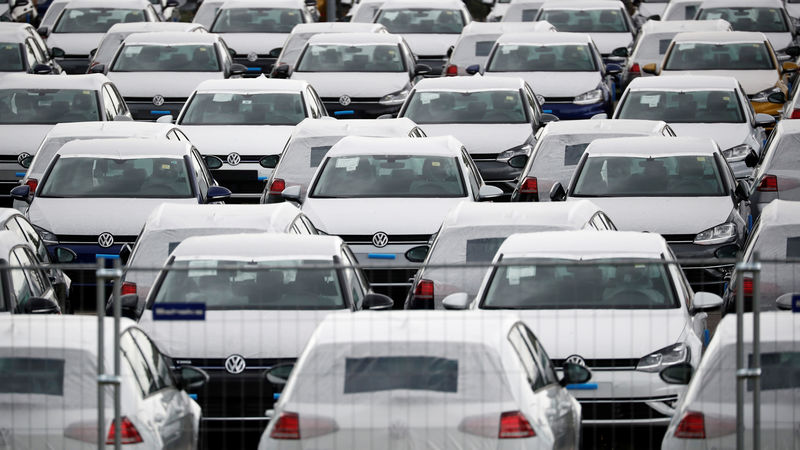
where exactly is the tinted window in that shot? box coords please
[474,40,494,57]
[539,8,629,33]
[698,7,788,32]
[211,8,304,33]
[466,238,506,263]
[297,44,405,72]
[748,352,800,391]
[344,357,458,393]
[618,90,745,123]
[0,89,100,124]
[0,43,23,71]
[0,358,64,395]
[112,44,220,72]
[664,42,774,70]
[376,9,464,34]
[404,90,528,124]
[508,326,544,390]
[180,92,306,125]
[55,8,145,33]
[488,44,597,72]
[130,328,174,390]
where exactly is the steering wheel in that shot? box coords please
[142,182,179,195]
[412,183,448,195]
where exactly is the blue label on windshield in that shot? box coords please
[153,303,206,321]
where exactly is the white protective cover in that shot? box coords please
[46,32,104,55]
[218,32,288,55]
[0,125,54,158]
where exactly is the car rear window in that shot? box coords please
[344,357,458,393]
[0,42,23,71]
[0,357,64,395]
[748,352,800,391]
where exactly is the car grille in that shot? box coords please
[339,234,431,245]
[470,153,500,161]
[321,97,380,104]
[56,234,138,244]
[212,155,265,163]
[363,267,417,305]
[212,170,265,195]
[542,97,574,103]
[580,396,677,422]
[662,234,696,244]
[551,358,639,371]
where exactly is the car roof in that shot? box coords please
[498,230,669,258]
[0,25,30,41]
[640,19,731,34]
[55,138,192,158]
[0,208,23,226]
[172,233,343,260]
[496,31,593,45]
[0,73,110,90]
[412,75,527,91]
[144,203,303,233]
[0,316,137,356]
[305,32,403,45]
[440,200,604,230]
[219,0,307,9]
[714,311,798,345]
[194,77,309,93]
[106,22,205,34]
[378,0,465,10]
[540,119,669,135]
[123,31,219,45]
[291,117,419,139]
[459,21,553,35]
[757,200,800,228]
[672,30,768,43]
[626,74,741,90]
[0,230,29,256]
[539,0,625,10]
[697,0,784,9]
[584,136,718,156]
[44,121,177,138]
[289,22,386,34]
[326,136,464,158]
[63,0,152,9]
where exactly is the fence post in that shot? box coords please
[751,255,761,450]
[327,0,336,22]
[734,255,762,450]
[97,257,124,450]
[112,257,122,450]
[96,258,105,450]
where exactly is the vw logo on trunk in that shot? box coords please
[226,152,241,166]
[372,232,389,248]
[565,354,587,367]
[97,232,114,248]
[339,95,352,106]
[224,354,246,374]
[152,95,165,106]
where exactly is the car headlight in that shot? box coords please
[750,86,782,103]
[636,342,690,373]
[573,88,603,105]
[721,144,753,162]
[379,87,410,106]
[32,224,58,244]
[496,144,532,162]
[694,222,736,245]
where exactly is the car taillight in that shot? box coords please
[519,177,538,194]
[270,412,338,440]
[630,63,640,73]
[498,411,535,439]
[106,417,143,445]
[25,178,37,194]
[64,421,96,443]
[121,282,137,296]
[269,178,286,195]
[743,277,753,296]
[445,64,458,76]
[674,411,705,439]
[757,175,778,192]
[413,279,434,302]
[791,108,800,119]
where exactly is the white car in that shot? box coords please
[121,202,317,303]
[446,230,723,427]
[662,0,703,20]
[192,0,224,28]
[104,31,247,120]
[398,76,551,194]
[534,0,635,57]
[39,0,160,74]
[661,311,799,449]
[346,0,385,22]
[0,73,131,206]
[262,117,426,204]
[695,0,796,50]
[258,310,588,449]
[289,135,502,299]
[0,315,205,449]
[442,21,554,76]
[0,229,61,314]
[175,78,327,201]
[549,136,751,294]
[373,0,472,76]
[208,0,315,76]
[0,0,35,22]
[0,22,63,74]
[136,233,393,438]
[281,32,427,118]
[500,0,546,22]
[405,200,616,309]
[613,75,773,178]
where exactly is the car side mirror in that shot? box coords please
[19,155,32,168]
[119,243,133,265]
[404,245,429,263]
[49,47,64,58]
[37,27,49,37]
[32,63,52,75]
[205,185,231,203]
[735,179,750,201]
[20,296,60,314]
[541,113,559,123]
[264,362,294,386]
[442,292,470,310]
[107,293,140,320]
[156,114,173,123]
[281,185,302,203]
[642,63,658,75]
[782,61,799,74]
[465,64,480,75]
[165,0,179,7]
[605,63,622,75]
[259,155,279,169]
[229,63,247,76]
[507,154,528,169]
[268,47,282,58]
[767,91,786,104]
[177,365,209,391]
[754,113,776,128]
[88,63,105,74]
[414,64,431,76]
[559,362,591,386]
[611,46,629,57]
[659,362,692,385]
[362,293,394,310]
[272,64,290,79]
[691,291,723,312]
[784,45,800,58]
[478,184,503,200]
[549,182,566,202]
[9,185,31,203]
[204,155,224,170]
[744,150,759,168]
[54,247,77,263]
[88,48,97,58]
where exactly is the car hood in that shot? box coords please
[218,32,287,54]
[0,124,54,155]
[569,196,732,234]
[108,71,224,98]
[292,72,409,98]
[513,308,687,359]
[179,125,294,155]
[487,71,600,98]
[660,69,776,95]
[401,34,459,57]
[47,32,103,55]
[418,123,533,153]
[139,309,335,359]
[28,197,197,235]
[587,32,633,55]
[666,122,751,150]
[763,32,792,52]
[303,197,468,235]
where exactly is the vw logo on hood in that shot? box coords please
[152,95,165,106]
[372,232,389,248]
[247,52,258,62]
[339,95,352,106]
[97,232,114,248]
[565,354,587,367]
[226,152,241,166]
[17,152,30,166]
[224,354,246,374]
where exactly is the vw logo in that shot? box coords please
[17,152,30,166]
[372,232,389,248]
[224,354,246,374]
[339,95,352,106]
[565,354,587,367]
[247,52,258,62]
[97,232,114,248]
[152,95,165,106]
[226,152,241,166]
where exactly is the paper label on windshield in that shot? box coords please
[212,93,234,102]
[507,266,535,285]
[677,43,696,50]
[640,95,661,107]
[335,157,359,171]
[704,12,723,20]
[187,260,217,277]
[419,93,440,104]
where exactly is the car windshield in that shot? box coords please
[211,7,304,33]
[112,44,220,72]
[538,8,629,33]
[376,9,464,34]
[180,92,306,125]
[311,154,466,198]
[404,90,528,124]
[488,43,597,72]
[54,8,145,33]
[40,157,194,198]
[0,89,100,124]
[617,90,745,123]
[152,259,346,310]
[482,259,679,309]
[572,155,726,197]
[664,42,774,70]
[0,42,22,71]
[297,44,405,72]
[698,7,788,32]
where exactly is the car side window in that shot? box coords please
[9,250,34,306]
[100,87,116,121]
[460,151,481,200]
[190,150,210,198]
[304,88,321,118]
[120,331,151,397]
[523,326,559,386]
[508,325,545,390]
[130,328,175,391]
[308,86,327,117]
[13,217,45,261]
[523,85,541,125]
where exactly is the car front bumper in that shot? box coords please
[321,99,401,119]
[126,99,187,121]
[233,56,276,77]
[542,101,608,120]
